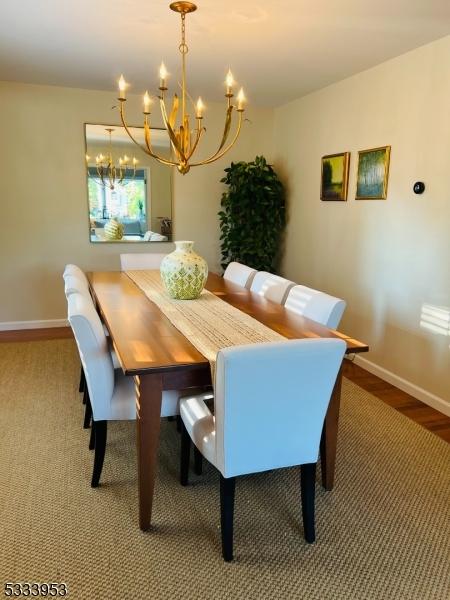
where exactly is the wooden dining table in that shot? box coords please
[88,270,369,531]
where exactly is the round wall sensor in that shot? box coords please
[413,182,425,194]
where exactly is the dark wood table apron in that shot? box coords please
[88,271,369,531]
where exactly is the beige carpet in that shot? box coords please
[0,340,449,600]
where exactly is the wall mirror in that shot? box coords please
[85,123,172,243]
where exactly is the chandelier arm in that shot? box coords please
[186,124,205,161]
[218,106,234,153]
[88,162,106,189]
[119,99,177,166]
[190,105,233,166]
[180,118,191,157]
[168,94,179,129]
[119,101,162,158]
[143,120,177,166]
[190,110,243,167]
[159,97,187,162]
[119,102,151,149]
[99,165,107,188]
[118,165,125,186]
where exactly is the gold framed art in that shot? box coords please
[320,152,350,201]
[356,146,391,200]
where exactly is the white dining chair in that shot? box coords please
[250,271,295,304]
[63,263,88,284]
[179,337,346,561]
[64,274,90,297]
[68,292,180,487]
[120,253,167,271]
[63,269,118,407]
[284,285,346,329]
[64,270,93,399]
[223,262,257,288]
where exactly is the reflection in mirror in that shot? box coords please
[85,124,172,243]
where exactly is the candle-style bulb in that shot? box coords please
[123,154,129,164]
[85,154,90,163]
[226,69,234,94]
[118,74,127,99]
[237,87,246,110]
[159,62,168,88]
[132,157,138,165]
[196,97,205,118]
[143,90,151,113]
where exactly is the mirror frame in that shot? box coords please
[84,122,174,244]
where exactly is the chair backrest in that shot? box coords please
[64,274,90,298]
[63,264,87,283]
[284,285,346,329]
[67,293,114,421]
[250,271,294,304]
[143,231,168,242]
[214,338,346,478]
[223,262,257,288]
[120,253,167,271]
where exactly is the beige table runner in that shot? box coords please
[127,270,285,378]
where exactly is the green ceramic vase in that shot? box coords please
[160,241,208,300]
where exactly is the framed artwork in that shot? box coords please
[356,146,391,200]
[321,152,350,201]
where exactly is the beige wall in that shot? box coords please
[274,36,450,403]
[0,81,273,322]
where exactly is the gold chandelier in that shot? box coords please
[117,1,246,175]
[86,127,138,190]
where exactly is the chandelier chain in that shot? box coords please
[179,12,188,54]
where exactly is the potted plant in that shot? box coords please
[219,156,285,272]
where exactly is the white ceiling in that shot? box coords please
[1,0,450,107]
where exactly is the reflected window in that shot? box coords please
[88,168,147,237]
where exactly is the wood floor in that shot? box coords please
[0,327,73,343]
[343,359,450,443]
[1,327,449,444]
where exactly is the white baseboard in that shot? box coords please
[0,319,68,331]
[353,355,450,417]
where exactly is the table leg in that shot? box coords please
[135,373,163,531]
[320,365,343,490]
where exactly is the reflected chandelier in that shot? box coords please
[117,1,246,175]
[86,127,138,191]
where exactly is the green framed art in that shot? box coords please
[356,146,391,200]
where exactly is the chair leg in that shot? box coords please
[220,474,236,562]
[88,423,95,450]
[83,392,92,429]
[300,462,317,543]
[79,365,86,395]
[176,414,182,433]
[194,446,203,476]
[91,420,107,488]
[180,421,191,486]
